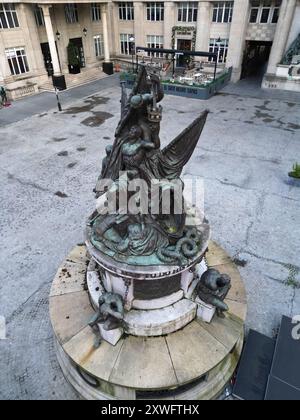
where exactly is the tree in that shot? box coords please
[67,42,80,67]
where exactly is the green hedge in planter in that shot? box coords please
[67,42,81,68]
[289,163,300,179]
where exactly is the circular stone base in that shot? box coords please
[87,260,207,337]
[50,242,247,400]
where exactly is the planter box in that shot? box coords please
[120,67,232,100]
[103,62,114,75]
[52,75,67,91]
[68,65,81,75]
[163,83,212,100]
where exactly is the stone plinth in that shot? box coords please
[263,67,300,93]
[85,213,210,316]
[86,256,207,338]
[196,297,216,323]
[50,241,247,400]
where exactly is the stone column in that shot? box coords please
[266,0,297,75]
[40,4,61,75]
[101,4,111,62]
[164,2,176,49]
[196,1,211,52]
[227,0,250,82]
[134,2,144,48]
[108,2,118,57]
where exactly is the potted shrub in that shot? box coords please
[289,163,300,179]
[67,42,81,74]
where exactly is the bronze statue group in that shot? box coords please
[89,66,209,266]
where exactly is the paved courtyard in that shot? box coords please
[0,77,300,399]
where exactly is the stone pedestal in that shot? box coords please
[50,241,247,400]
[98,325,123,346]
[85,231,208,340]
[196,297,216,323]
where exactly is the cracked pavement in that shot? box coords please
[0,79,300,399]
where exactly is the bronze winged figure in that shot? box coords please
[89,66,209,267]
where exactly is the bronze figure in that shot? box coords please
[89,66,209,267]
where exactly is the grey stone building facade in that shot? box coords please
[0,0,299,97]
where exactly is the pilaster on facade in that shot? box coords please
[22,4,46,76]
[108,2,119,57]
[134,2,145,48]
[164,2,176,50]
[81,3,93,66]
[196,0,212,53]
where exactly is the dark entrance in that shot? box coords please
[70,37,86,68]
[176,39,192,67]
[41,42,54,76]
[241,41,272,80]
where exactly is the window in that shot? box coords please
[119,2,134,20]
[65,4,79,24]
[147,35,164,57]
[261,1,271,23]
[209,38,229,63]
[178,2,198,23]
[34,5,45,27]
[250,0,260,23]
[94,34,104,57]
[6,47,29,75]
[0,3,19,29]
[147,3,164,22]
[271,5,280,23]
[249,1,281,24]
[120,33,134,55]
[91,3,101,21]
[212,2,233,23]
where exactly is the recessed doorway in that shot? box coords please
[241,41,273,81]
[176,39,192,67]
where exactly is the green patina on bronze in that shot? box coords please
[196,269,231,316]
[89,292,125,348]
[88,66,209,267]
[289,163,300,179]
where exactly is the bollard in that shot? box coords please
[55,87,62,112]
